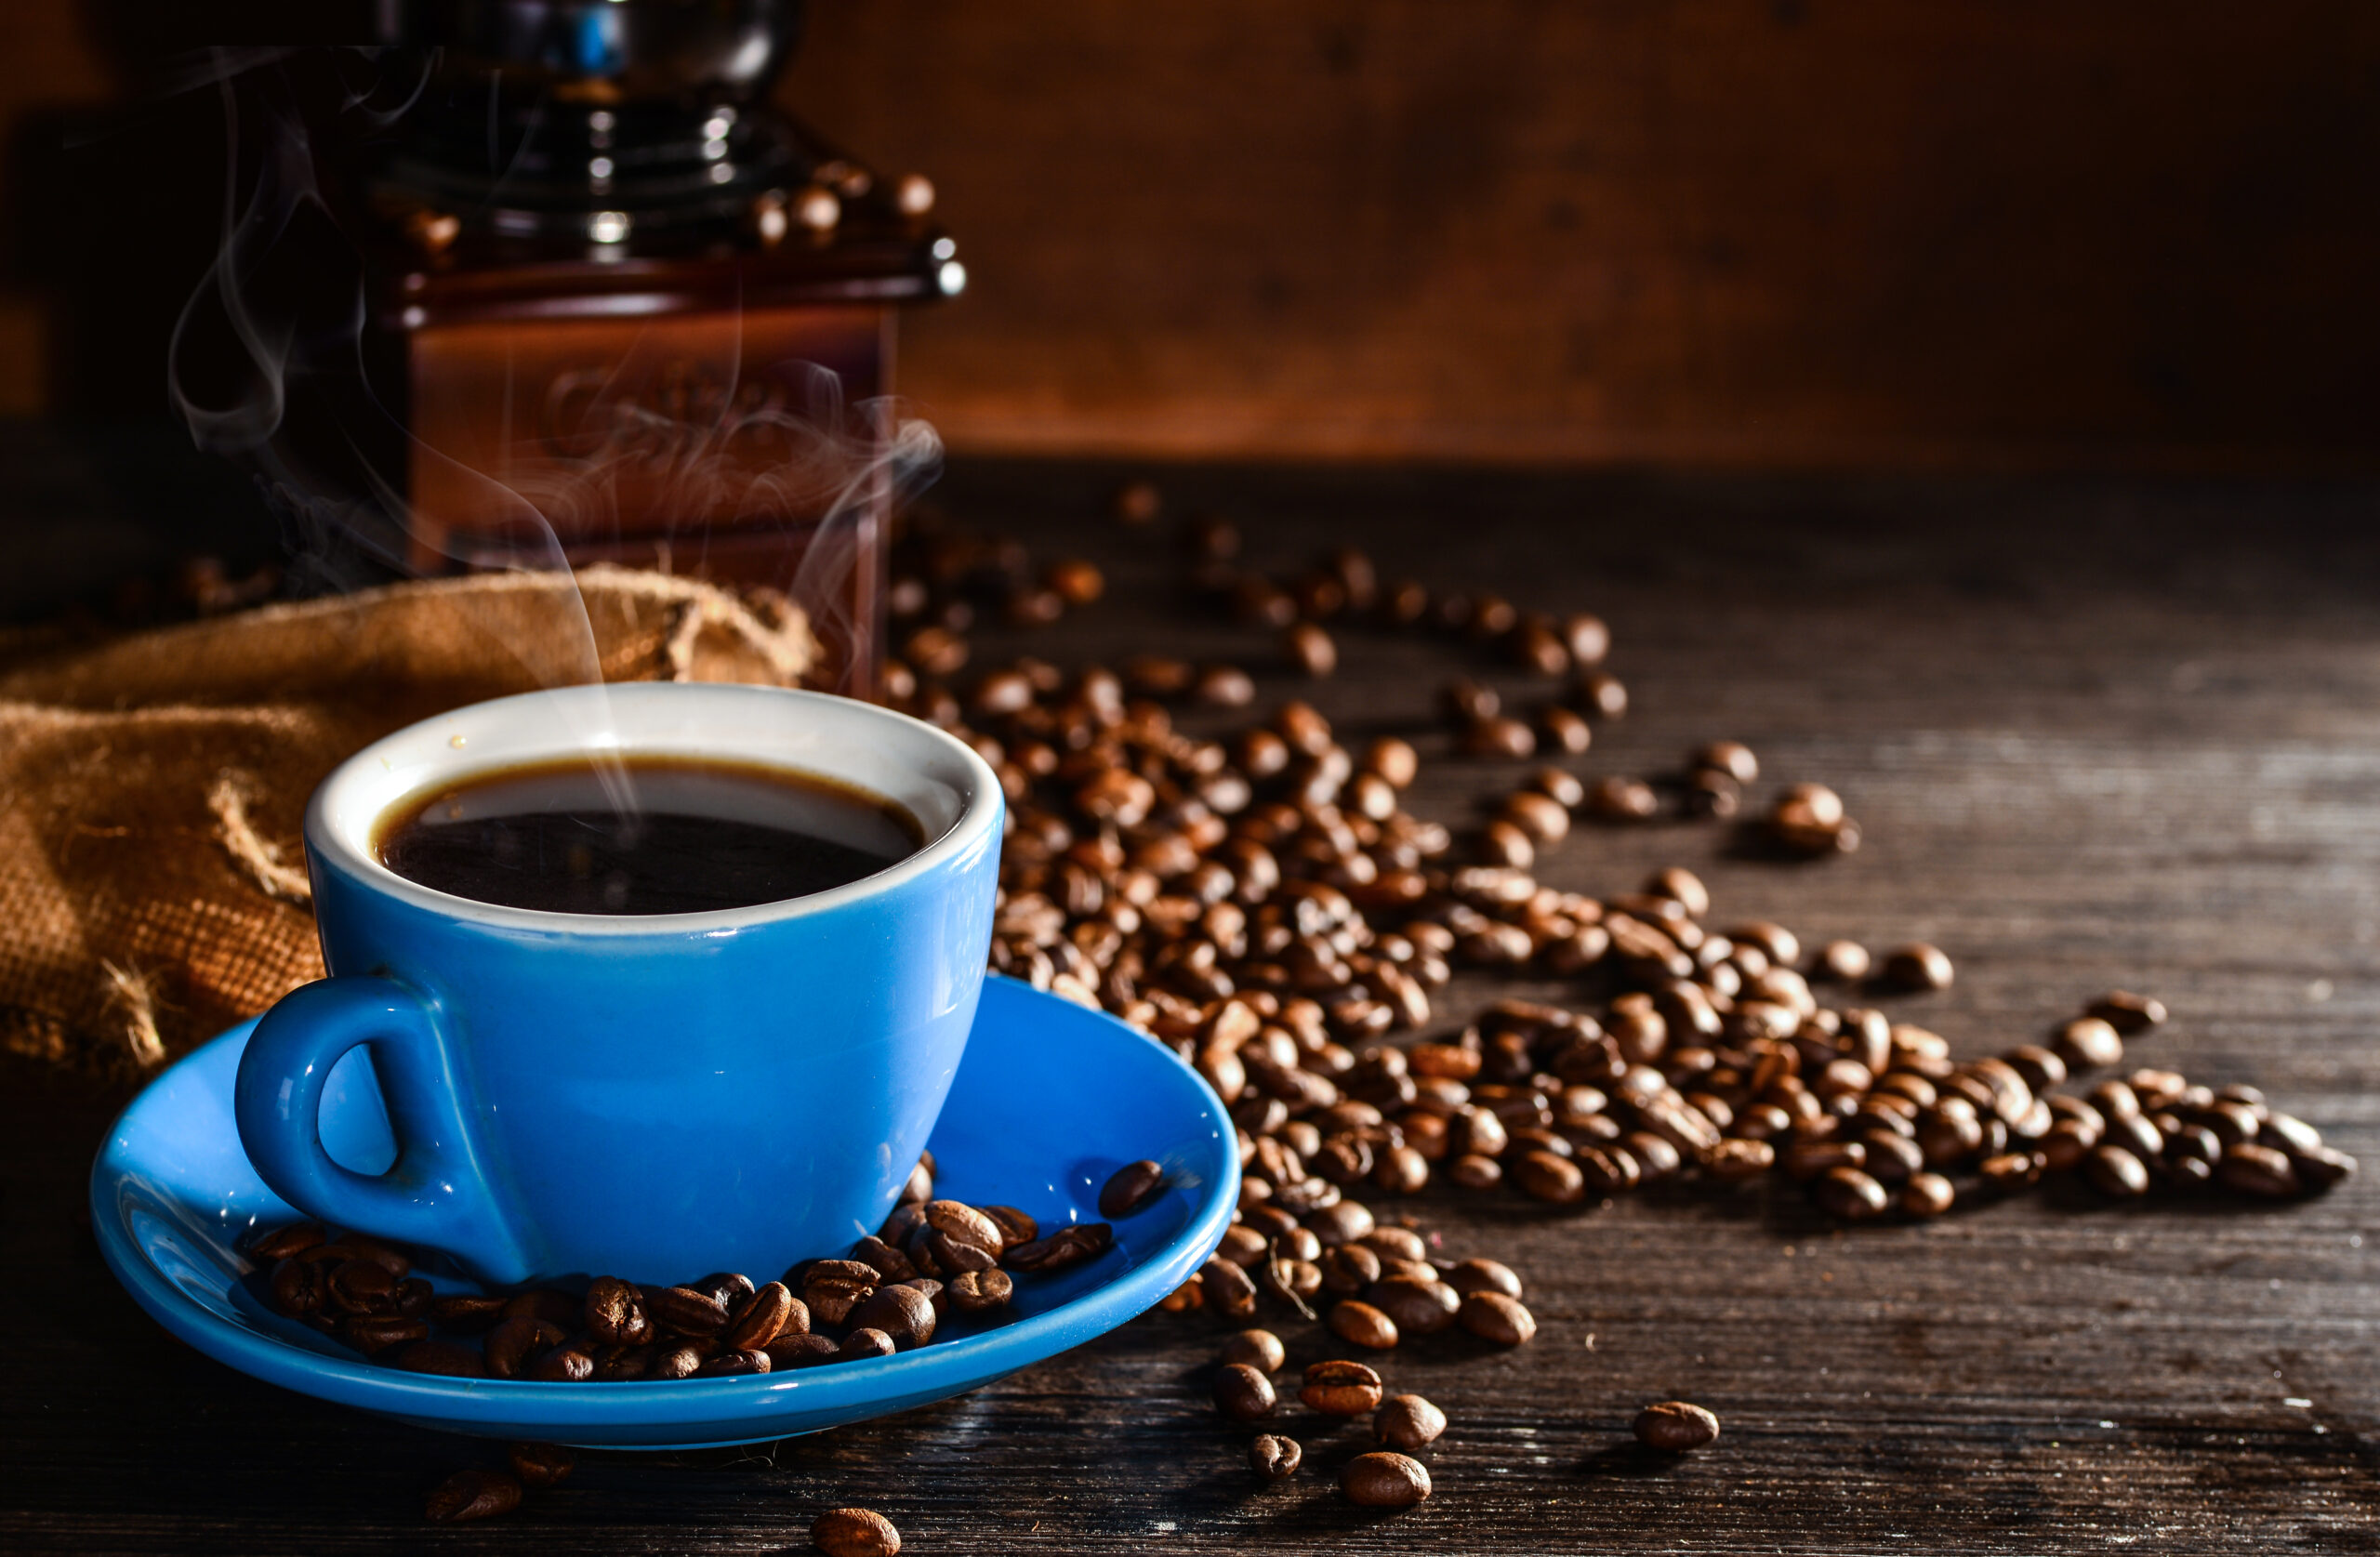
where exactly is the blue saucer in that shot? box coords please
[90,975,1236,1449]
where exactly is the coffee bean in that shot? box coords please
[532,1343,597,1382]
[1813,1166,1889,1221]
[1449,1152,1503,1190]
[427,1293,506,1332]
[1815,940,1871,983]
[765,1334,840,1370]
[922,1200,1005,1257]
[1695,741,1759,784]
[1250,1434,1303,1481]
[945,1268,1014,1313]
[395,1339,487,1378]
[1099,1160,1166,1218]
[508,1442,574,1489]
[1586,776,1658,822]
[1576,672,1628,719]
[838,1328,897,1363]
[1461,717,1537,760]
[2217,1142,2301,1197]
[801,1261,880,1326]
[1006,1222,1114,1273]
[1203,1256,1260,1320]
[1458,1289,1537,1346]
[1900,1171,1956,1217]
[1634,1400,1721,1452]
[1320,1243,1383,1295]
[269,1258,325,1317]
[979,1205,1040,1250]
[1222,1328,1287,1373]
[691,1348,770,1378]
[247,1221,327,1262]
[1216,1362,1278,1421]
[1367,1273,1460,1337]
[812,1506,903,1557]
[1515,1148,1587,1203]
[2292,1144,2359,1192]
[2056,1017,2125,1070]
[2087,990,2168,1035]
[652,1343,707,1379]
[1443,1257,1522,1300]
[1329,1300,1400,1350]
[848,1284,938,1349]
[1881,943,1953,992]
[424,1468,522,1524]
[1287,623,1337,677]
[1342,1450,1433,1509]
[1540,706,1593,754]
[584,1276,653,1345]
[647,1285,732,1336]
[1301,1359,1386,1416]
[2086,1143,2151,1198]
[1371,1393,1448,1454]
[594,1343,654,1379]
[483,1316,565,1379]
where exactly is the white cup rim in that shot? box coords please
[306,683,1001,936]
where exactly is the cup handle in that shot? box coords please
[233,976,536,1286]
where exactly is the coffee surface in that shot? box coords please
[376,757,921,916]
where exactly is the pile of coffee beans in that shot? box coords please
[863,488,2355,1515]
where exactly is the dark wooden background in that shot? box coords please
[5,3,2380,467]
[5,434,2378,1550]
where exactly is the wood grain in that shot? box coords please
[6,446,2380,1550]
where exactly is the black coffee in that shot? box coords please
[376,756,923,915]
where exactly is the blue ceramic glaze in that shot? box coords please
[231,683,1001,1287]
[92,978,1237,1448]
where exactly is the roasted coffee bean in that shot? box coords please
[341,1314,427,1355]
[848,1284,938,1349]
[1204,1256,1261,1320]
[1540,706,1593,754]
[532,1344,597,1382]
[1694,740,1759,784]
[428,1293,507,1332]
[1374,1392,1448,1452]
[812,1506,903,1557]
[765,1334,840,1370]
[851,1235,919,1283]
[1576,672,1628,719]
[1100,1160,1167,1218]
[2218,1142,2301,1197]
[1287,622,1338,677]
[2087,990,2169,1035]
[1900,1171,1956,1217]
[586,1276,654,1345]
[1342,1451,1433,1509]
[1367,1273,1460,1337]
[483,1316,565,1379]
[1634,1400,1721,1452]
[2056,1017,2125,1070]
[2086,1144,2152,1198]
[652,1343,707,1379]
[1577,1144,1643,1194]
[694,1348,771,1379]
[1216,1362,1278,1421]
[1881,943,1954,992]
[946,1268,1015,1313]
[723,1282,798,1350]
[1219,1224,1271,1267]
[1321,1243,1383,1295]
[980,1205,1040,1250]
[594,1343,655,1380]
[270,1258,325,1317]
[922,1200,1005,1256]
[1007,1222,1115,1273]
[1448,1153,1503,1190]
[1813,1166,1890,1221]
[1977,1152,2044,1191]
[1461,717,1537,761]
[1329,1300,1400,1350]
[1458,1290,1537,1346]
[1250,1433,1303,1481]
[395,1339,488,1378]
[2293,1144,2359,1191]
[248,1221,327,1262]
[647,1285,733,1336]
[1586,776,1658,822]
[1515,1148,1587,1203]
[1302,1359,1387,1416]
[508,1442,575,1489]
[326,1260,397,1314]
[424,1468,522,1524]
[1222,1328,1288,1373]
[1814,940,1871,983]
[839,1328,897,1363]
[801,1262,880,1326]
[1444,1257,1523,1300]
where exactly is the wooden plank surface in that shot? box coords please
[7,455,2380,1551]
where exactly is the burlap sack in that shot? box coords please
[0,566,816,1077]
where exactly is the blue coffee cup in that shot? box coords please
[231,682,1001,1288]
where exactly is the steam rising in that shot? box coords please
[164,50,941,811]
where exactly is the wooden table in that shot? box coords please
[7,443,2378,1551]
